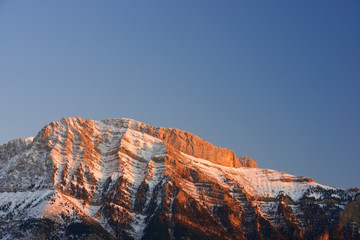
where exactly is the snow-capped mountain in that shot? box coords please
[0,117,359,239]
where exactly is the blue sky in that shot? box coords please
[0,1,359,188]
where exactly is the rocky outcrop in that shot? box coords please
[340,195,360,239]
[0,117,358,239]
[239,156,257,168]
[102,118,255,168]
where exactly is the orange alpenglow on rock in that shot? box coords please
[0,117,358,240]
[107,117,257,168]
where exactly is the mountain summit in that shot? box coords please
[0,117,359,239]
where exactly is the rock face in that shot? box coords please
[101,118,253,168]
[0,117,359,240]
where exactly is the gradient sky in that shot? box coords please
[0,1,359,188]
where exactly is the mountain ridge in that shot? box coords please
[0,117,359,239]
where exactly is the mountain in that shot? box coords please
[0,117,359,240]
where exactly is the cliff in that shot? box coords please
[0,117,358,240]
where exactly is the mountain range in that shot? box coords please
[0,117,359,239]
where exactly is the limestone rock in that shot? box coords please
[238,156,257,168]
[0,117,358,239]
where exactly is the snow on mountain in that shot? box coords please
[0,117,359,239]
[180,152,334,202]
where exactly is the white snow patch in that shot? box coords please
[180,152,335,202]
[131,213,147,240]
[0,190,53,219]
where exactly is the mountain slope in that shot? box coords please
[0,117,358,239]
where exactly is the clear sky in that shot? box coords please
[0,1,359,188]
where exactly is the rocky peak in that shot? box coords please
[37,116,256,168]
[0,117,359,240]
[101,117,256,168]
